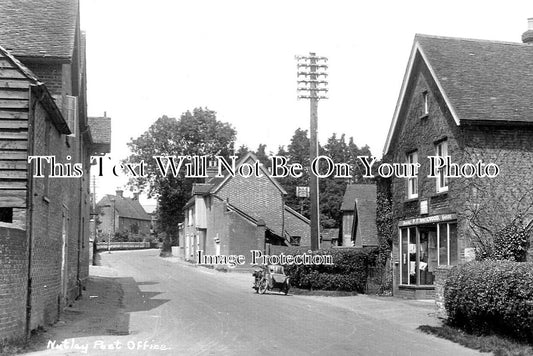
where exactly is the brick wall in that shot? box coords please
[216,171,284,235]
[24,62,64,97]
[283,208,310,246]
[0,227,27,342]
[27,99,90,330]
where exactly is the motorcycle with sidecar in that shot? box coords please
[252,264,290,295]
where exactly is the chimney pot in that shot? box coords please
[522,18,533,44]
[116,189,123,198]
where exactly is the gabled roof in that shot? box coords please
[341,184,377,247]
[98,194,151,221]
[0,0,78,60]
[341,184,376,211]
[384,34,533,154]
[210,152,287,195]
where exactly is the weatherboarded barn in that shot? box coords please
[0,0,110,342]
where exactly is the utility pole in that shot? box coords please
[296,52,328,251]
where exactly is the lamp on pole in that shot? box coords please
[296,52,328,251]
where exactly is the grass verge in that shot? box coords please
[290,287,358,296]
[418,324,533,356]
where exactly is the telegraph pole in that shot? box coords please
[296,52,328,251]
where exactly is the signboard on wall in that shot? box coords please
[398,214,457,227]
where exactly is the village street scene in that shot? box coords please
[1,0,533,355]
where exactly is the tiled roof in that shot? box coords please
[0,0,78,59]
[341,184,377,247]
[192,183,214,195]
[98,194,151,221]
[416,34,533,124]
[88,117,111,145]
[341,184,376,211]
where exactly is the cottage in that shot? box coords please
[383,22,533,299]
[179,152,310,267]
[340,184,378,248]
[97,190,152,241]
[0,0,110,341]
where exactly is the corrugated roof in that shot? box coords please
[98,194,151,221]
[416,34,533,124]
[0,0,78,60]
[88,117,111,145]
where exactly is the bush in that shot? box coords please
[444,261,533,342]
[279,247,378,293]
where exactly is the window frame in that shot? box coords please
[406,151,419,199]
[399,221,457,286]
[435,140,448,193]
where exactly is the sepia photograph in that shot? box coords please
[0,0,533,355]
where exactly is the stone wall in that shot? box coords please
[434,265,455,318]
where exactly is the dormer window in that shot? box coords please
[423,91,429,116]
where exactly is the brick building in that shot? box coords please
[96,190,152,241]
[0,0,110,342]
[179,152,311,267]
[383,22,533,299]
[340,184,378,247]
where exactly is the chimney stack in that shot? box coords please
[205,159,218,183]
[522,18,533,44]
[133,192,140,200]
[116,189,123,198]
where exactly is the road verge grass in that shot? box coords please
[418,324,533,356]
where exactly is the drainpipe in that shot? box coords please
[25,88,40,340]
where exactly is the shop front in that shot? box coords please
[395,213,458,299]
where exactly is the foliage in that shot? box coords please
[463,152,533,262]
[113,230,143,242]
[125,108,237,256]
[275,129,373,230]
[444,261,533,343]
[375,177,393,293]
[278,247,378,292]
[493,220,531,262]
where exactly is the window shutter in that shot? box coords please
[64,95,78,137]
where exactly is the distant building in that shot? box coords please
[179,152,310,267]
[320,228,339,248]
[0,0,111,342]
[97,190,151,241]
[340,184,378,247]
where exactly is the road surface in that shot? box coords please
[26,249,481,356]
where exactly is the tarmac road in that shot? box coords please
[25,249,482,356]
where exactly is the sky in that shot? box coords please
[80,0,533,204]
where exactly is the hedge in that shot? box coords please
[444,261,533,342]
[278,247,378,293]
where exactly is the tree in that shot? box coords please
[125,108,237,256]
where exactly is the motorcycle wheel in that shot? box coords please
[258,278,268,294]
[283,282,290,295]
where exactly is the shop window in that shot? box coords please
[400,222,457,286]
[435,140,448,193]
[406,151,418,199]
